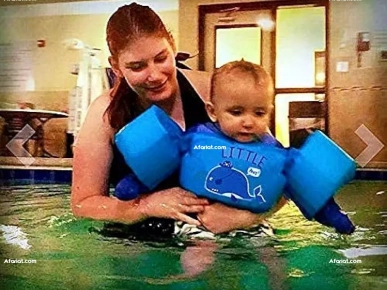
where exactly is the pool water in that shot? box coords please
[0,181,386,290]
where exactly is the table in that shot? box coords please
[0,109,68,157]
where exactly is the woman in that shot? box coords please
[71,3,282,235]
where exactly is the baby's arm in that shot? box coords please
[260,129,355,234]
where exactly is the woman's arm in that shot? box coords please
[71,93,142,222]
[71,93,208,225]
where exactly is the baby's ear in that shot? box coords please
[205,101,217,122]
[268,104,274,114]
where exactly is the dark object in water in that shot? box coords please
[96,218,175,241]
[314,198,355,234]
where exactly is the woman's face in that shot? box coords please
[115,36,178,103]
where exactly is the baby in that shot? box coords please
[116,60,355,234]
[203,60,275,143]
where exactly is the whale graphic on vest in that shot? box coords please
[204,161,266,203]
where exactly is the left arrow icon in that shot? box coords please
[6,124,36,167]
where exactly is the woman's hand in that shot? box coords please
[138,187,209,225]
[197,203,265,234]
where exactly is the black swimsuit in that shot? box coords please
[104,69,211,239]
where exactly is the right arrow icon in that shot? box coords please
[355,124,384,167]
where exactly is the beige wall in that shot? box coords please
[0,10,178,92]
[0,14,109,92]
[0,8,178,157]
[328,0,387,168]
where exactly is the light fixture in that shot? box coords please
[256,16,275,31]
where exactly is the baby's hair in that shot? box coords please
[210,60,273,101]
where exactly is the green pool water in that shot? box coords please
[0,181,386,290]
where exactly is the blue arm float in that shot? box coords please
[284,130,356,220]
[180,129,288,213]
[114,105,183,190]
[114,174,150,201]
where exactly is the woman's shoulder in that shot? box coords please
[89,90,112,113]
[84,90,113,125]
[77,90,115,141]
[179,69,211,102]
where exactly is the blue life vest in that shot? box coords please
[180,123,288,213]
[114,105,356,217]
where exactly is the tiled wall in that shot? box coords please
[329,88,387,169]
[0,168,72,185]
[1,167,384,186]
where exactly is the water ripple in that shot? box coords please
[339,245,387,258]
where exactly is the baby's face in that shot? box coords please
[207,72,273,143]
